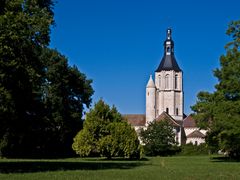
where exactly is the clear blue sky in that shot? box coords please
[50,0,239,115]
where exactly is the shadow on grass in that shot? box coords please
[0,159,146,174]
[210,156,240,163]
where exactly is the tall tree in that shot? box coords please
[0,0,94,157]
[42,49,94,156]
[191,20,240,158]
[0,0,54,157]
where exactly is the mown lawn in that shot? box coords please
[0,156,239,180]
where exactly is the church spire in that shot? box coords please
[164,28,174,56]
[167,28,171,40]
[156,28,181,72]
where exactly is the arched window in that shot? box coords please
[176,108,178,115]
[167,47,171,53]
[165,75,169,89]
[175,75,178,89]
[166,108,169,114]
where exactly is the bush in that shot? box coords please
[180,143,209,156]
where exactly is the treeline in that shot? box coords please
[0,0,93,157]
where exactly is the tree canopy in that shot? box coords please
[0,0,94,157]
[72,100,142,159]
[140,120,180,156]
[191,20,240,158]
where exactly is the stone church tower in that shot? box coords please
[126,29,205,146]
[146,29,184,125]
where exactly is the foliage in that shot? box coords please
[72,99,142,159]
[180,143,209,156]
[39,49,93,157]
[0,0,94,157]
[0,0,54,157]
[191,20,240,159]
[140,120,180,156]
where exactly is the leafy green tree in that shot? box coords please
[140,120,179,156]
[98,122,141,159]
[0,0,94,157]
[42,49,94,156]
[191,20,240,158]
[72,100,142,159]
[0,0,54,157]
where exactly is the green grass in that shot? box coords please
[0,156,240,180]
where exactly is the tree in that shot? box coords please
[0,0,54,157]
[72,100,142,159]
[191,20,240,158]
[39,49,94,156]
[0,1,94,157]
[140,120,179,156]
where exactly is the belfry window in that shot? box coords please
[167,47,171,53]
[165,75,169,89]
[175,75,178,89]
[176,108,179,115]
[166,108,169,114]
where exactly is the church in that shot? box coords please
[125,29,206,145]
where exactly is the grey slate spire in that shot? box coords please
[155,29,181,72]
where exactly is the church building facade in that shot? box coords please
[125,29,206,145]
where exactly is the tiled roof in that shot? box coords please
[123,114,146,126]
[155,112,180,127]
[187,130,205,138]
[183,115,197,128]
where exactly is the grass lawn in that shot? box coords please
[0,156,239,180]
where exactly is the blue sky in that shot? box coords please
[50,0,239,115]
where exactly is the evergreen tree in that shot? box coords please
[191,20,240,158]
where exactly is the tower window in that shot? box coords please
[165,75,169,89]
[175,75,178,89]
[176,108,178,115]
[166,108,169,114]
[167,47,171,53]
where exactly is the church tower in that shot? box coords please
[146,75,156,124]
[146,28,184,124]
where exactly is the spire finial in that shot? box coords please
[167,28,171,40]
